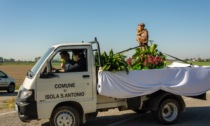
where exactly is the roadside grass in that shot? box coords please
[15,85,21,90]
[191,61,210,66]
[0,98,15,110]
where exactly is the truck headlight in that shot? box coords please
[20,89,33,99]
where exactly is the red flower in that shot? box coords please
[126,58,132,66]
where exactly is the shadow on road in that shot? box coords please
[177,106,210,125]
[40,113,139,126]
[83,113,139,126]
[40,107,210,126]
[0,91,18,97]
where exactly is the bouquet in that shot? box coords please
[127,44,166,70]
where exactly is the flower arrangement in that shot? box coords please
[127,43,166,70]
[95,43,166,73]
[95,49,129,74]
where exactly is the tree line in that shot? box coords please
[0,57,41,63]
[1,56,210,64]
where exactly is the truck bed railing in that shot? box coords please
[89,37,102,67]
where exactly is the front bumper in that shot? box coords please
[15,89,38,122]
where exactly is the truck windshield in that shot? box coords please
[28,47,54,78]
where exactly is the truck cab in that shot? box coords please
[16,38,186,126]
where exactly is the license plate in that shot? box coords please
[15,104,18,112]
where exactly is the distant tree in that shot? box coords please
[0,57,3,63]
[3,58,15,62]
[35,57,41,62]
[184,58,189,61]
[9,58,15,62]
[197,58,202,62]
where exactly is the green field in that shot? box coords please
[166,61,210,66]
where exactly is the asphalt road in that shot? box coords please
[0,91,210,126]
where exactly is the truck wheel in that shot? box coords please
[152,99,180,124]
[50,106,80,126]
[7,83,15,93]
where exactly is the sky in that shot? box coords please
[0,0,210,61]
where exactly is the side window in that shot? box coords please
[0,71,7,78]
[51,49,88,73]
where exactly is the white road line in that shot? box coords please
[0,111,16,116]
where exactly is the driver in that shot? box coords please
[59,51,74,72]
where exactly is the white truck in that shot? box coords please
[15,38,207,126]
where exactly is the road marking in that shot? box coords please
[0,111,16,116]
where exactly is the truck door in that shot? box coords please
[35,46,94,118]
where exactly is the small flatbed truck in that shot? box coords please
[16,38,207,126]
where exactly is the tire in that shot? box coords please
[7,83,15,93]
[152,99,180,124]
[50,106,80,126]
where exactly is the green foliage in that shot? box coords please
[127,44,166,70]
[95,49,129,74]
